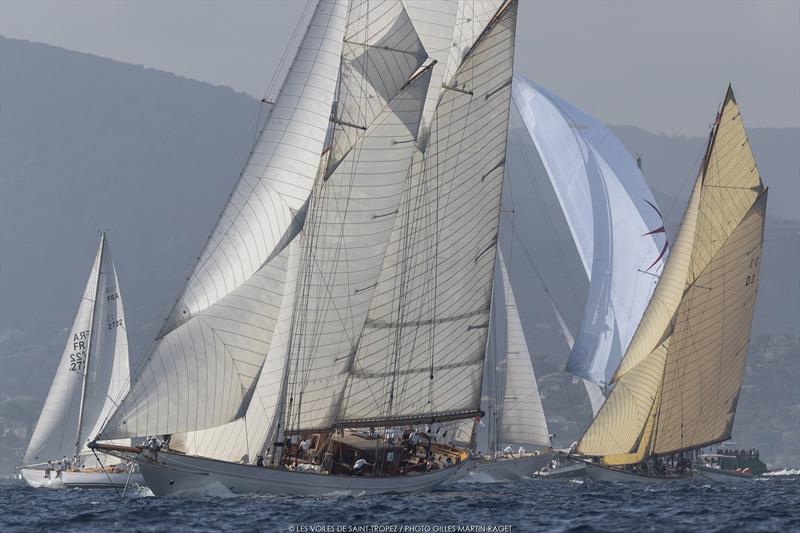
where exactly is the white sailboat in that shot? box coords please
[92,0,519,496]
[572,86,768,482]
[20,232,143,489]
[467,251,554,480]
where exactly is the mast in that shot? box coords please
[74,231,105,458]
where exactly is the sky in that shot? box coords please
[1,0,798,136]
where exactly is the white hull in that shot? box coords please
[20,467,144,489]
[695,466,754,482]
[584,463,687,483]
[466,452,554,482]
[136,450,475,496]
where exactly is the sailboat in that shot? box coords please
[465,251,554,480]
[508,75,669,478]
[91,0,520,496]
[571,86,768,482]
[20,232,143,489]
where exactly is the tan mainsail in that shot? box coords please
[577,87,768,463]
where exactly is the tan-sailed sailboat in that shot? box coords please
[573,86,768,482]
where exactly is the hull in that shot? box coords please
[467,452,554,482]
[20,467,144,489]
[535,459,586,479]
[584,463,688,483]
[137,450,476,497]
[695,466,754,482]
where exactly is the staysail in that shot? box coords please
[24,233,130,465]
[100,0,348,440]
[577,87,767,463]
[512,76,667,389]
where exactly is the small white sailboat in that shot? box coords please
[468,251,554,480]
[573,86,768,482]
[92,0,520,496]
[20,232,144,489]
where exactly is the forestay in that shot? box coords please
[512,77,667,388]
[337,0,518,428]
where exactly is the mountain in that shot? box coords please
[1,37,797,475]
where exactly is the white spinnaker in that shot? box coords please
[329,0,427,167]
[99,1,348,440]
[284,69,430,432]
[80,236,132,460]
[497,252,550,448]
[512,76,667,388]
[338,1,517,426]
[24,238,102,464]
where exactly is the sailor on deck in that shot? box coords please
[503,445,515,458]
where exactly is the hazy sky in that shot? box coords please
[1,0,798,136]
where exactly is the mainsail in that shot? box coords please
[24,233,130,465]
[512,76,667,389]
[333,0,518,428]
[576,87,767,464]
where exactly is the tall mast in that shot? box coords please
[74,231,105,458]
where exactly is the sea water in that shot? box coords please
[1,475,798,532]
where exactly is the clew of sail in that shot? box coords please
[512,76,667,389]
[577,86,767,462]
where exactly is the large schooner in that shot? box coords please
[572,86,768,482]
[20,232,143,489]
[91,0,521,496]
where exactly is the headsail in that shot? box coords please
[577,87,767,463]
[24,233,130,464]
[99,0,348,440]
[512,76,667,388]
[496,251,550,448]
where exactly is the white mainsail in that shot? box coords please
[496,252,550,449]
[100,0,349,440]
[577,87,767,464]
[512,76,667,389]
[24,233,130,465]
[336,0,517,428]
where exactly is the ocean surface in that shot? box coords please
[1,474,798,532]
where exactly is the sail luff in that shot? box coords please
[74,232,105,458]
